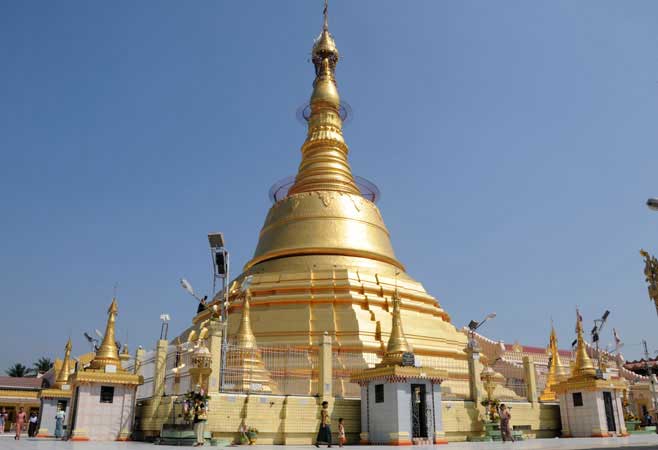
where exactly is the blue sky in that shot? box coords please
[1,1,657,370]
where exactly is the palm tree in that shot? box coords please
[33,357,54,374]
[6,363,30,377]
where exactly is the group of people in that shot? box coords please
[0,405,66,440]
[314,401,346,448]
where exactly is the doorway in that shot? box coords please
[411,384,428,439]
[602,391,616,433]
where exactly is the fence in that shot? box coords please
[332,351,380,398]
[492,359,528,401]
[221,343,319,396]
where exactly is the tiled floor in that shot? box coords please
[0,434,656,450]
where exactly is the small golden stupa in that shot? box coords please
[55,338,73,387]
[352,290,447,381]
[554,312,626,393]
[539,325,568,401]
[40,338,74,399]
[377,290,412,367]
[69,298,143,384]
[224,290,276,393]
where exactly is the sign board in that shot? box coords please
[401,352,415,367]
[105,365,117,373]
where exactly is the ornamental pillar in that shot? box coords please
[153,339,168,398]
[523,356,538,403]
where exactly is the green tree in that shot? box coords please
[33,357,54,374]
[6,363,30,377]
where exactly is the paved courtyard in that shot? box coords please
[0,435,657,450]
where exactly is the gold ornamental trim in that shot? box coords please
[258,214,393,240]
[0,389,39,399]
[39,388,72,399]
[553,376,627,394]
[245,247,405,272]
[70,370,143,386]
[350,365,448,384]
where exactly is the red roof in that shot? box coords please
[0,376,44,390]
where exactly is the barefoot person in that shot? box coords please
[54,406,66,439]
[315,401,332,448]
[15,407,26,440]
[499,404,514,442]
[193,400,207,447]
[338,418,346,447]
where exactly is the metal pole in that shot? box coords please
[643,340,658,413]
[219,249,229,391]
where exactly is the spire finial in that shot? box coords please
[90,297,121,370]
[323,0,329,31]
[379,289,412,367]
[55,338,73,387]
[287,1,360,197]
[572,308,596,378]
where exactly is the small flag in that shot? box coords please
[613,328,623,352]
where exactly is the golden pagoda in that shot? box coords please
[539,325,568,401]
[554,312,627,392]
[89,298,121,370]
[378,290,412,367]
[203,0,469,394]
[224,290,276,393]
[55,338,73,387]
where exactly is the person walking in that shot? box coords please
[315,400,332,448]
[54,407,66,439]
[0,408,6,434]
[193,400,207,447]
[337,418,346,447]
[15,407,26,440]
[27,412,38,437]
[499,404,514,442]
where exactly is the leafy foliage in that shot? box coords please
[6,363,31,377]
[33,357,54,374]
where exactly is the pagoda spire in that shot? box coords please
[379,290,412,367]
[287,0,360,197]
[54,338,72,387]
[90,298,121,370]
[572,310,596,378]
[539,324,568,401]
[234,290,258,349]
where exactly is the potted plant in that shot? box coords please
[247,426,258,445]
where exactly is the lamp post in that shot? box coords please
[208,232,230,391]
[590,310,610,378]
[467,312,497,350]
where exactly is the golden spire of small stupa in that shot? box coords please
[234,289,258,349]
[287,0,360,197]
[572,310,596,379]
[55,338,72,387]
[379,290,412,366]
[90,298,121,370]
[539,324,568,401]
[225,289,276,393]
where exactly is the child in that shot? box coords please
[338,418,346,447]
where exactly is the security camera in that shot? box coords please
[648,198,658,211]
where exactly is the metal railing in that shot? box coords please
[221,343,319,396]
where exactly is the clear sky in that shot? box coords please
[1,1,657,371]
